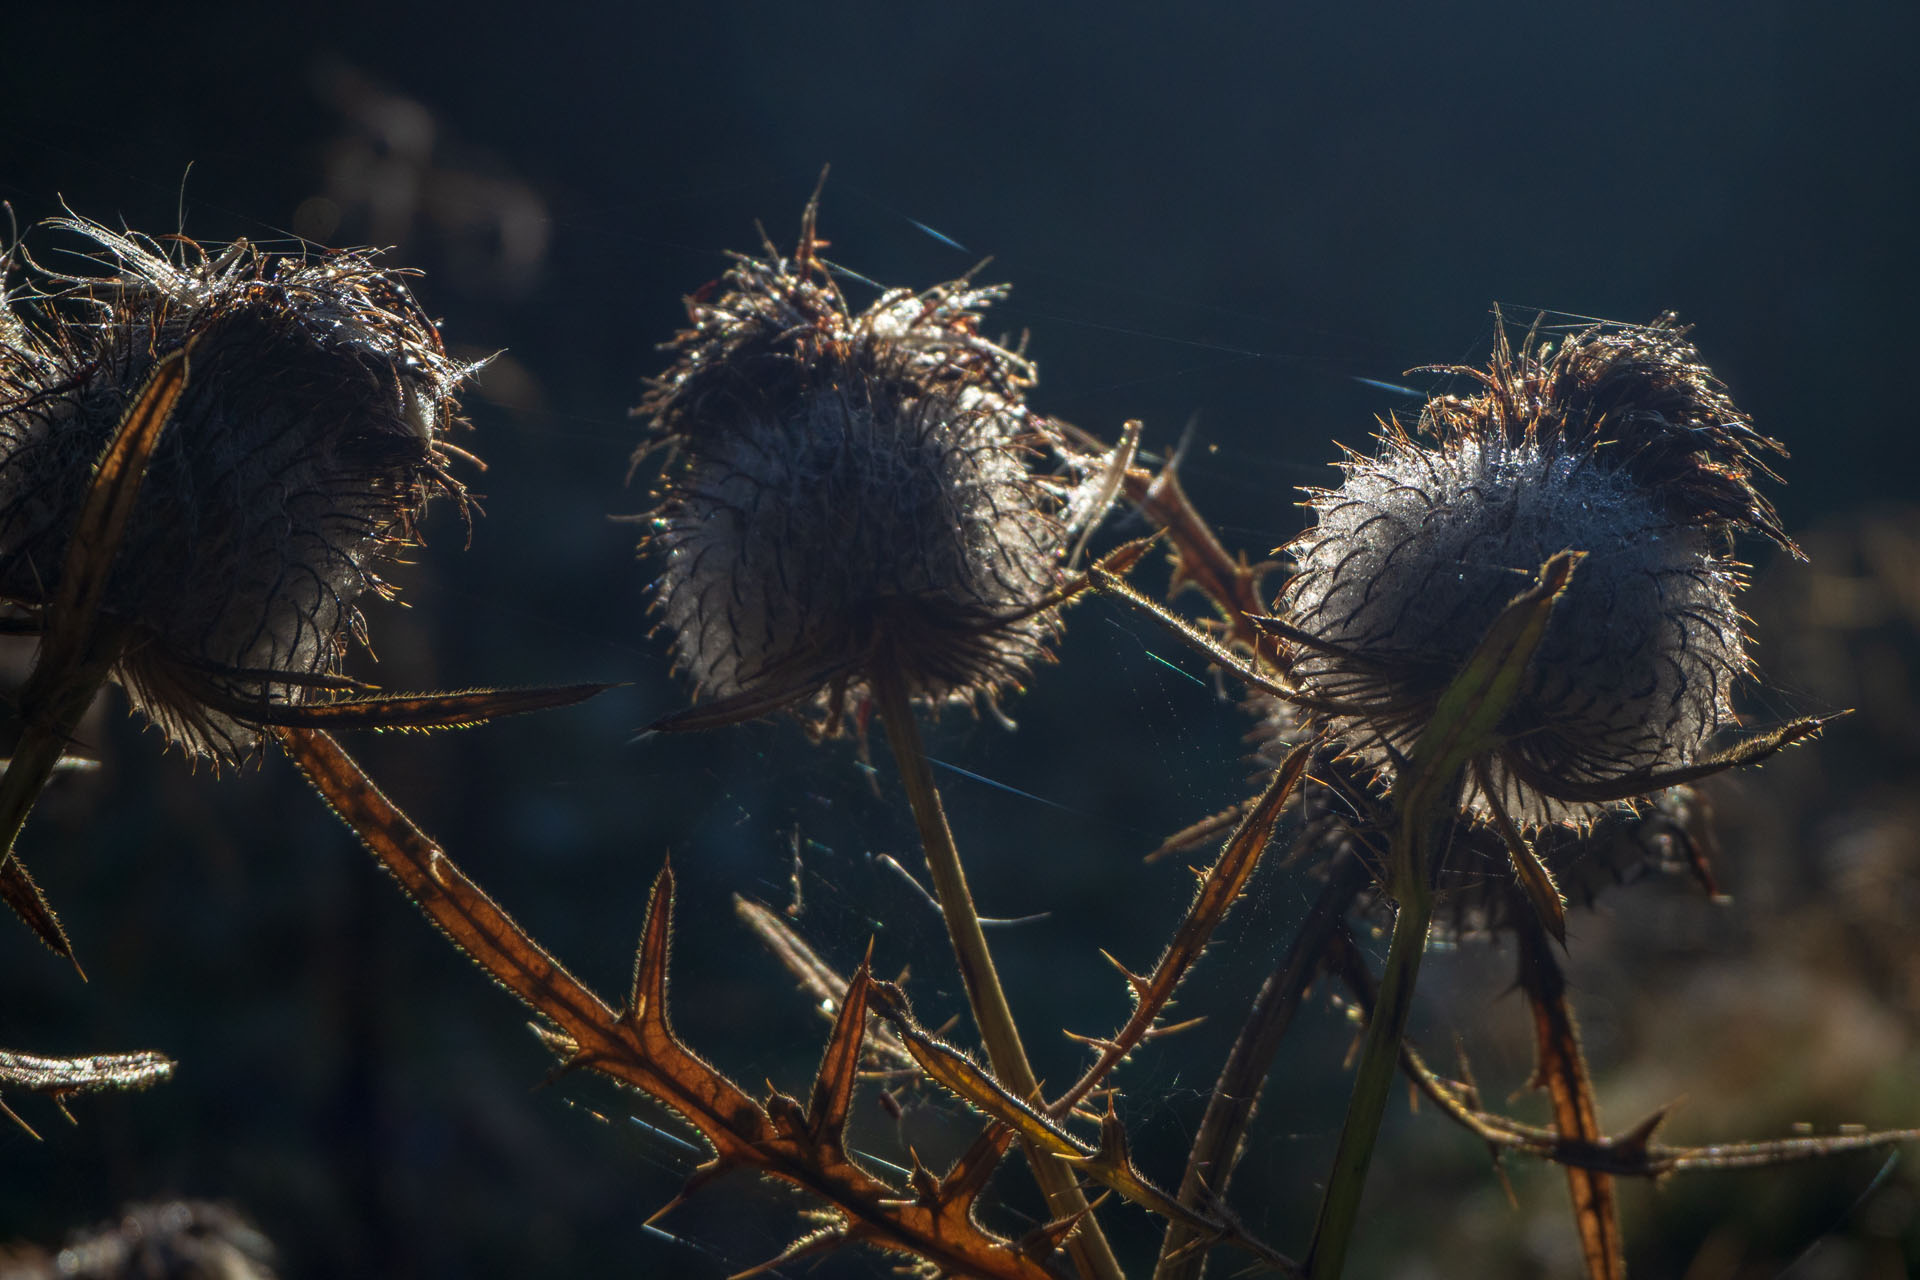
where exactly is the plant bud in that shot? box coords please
[1280,317,1790,826]
[636,214,1106,731]
[0,219,471,761]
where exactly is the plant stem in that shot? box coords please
[1306,553,1578,1278]
[873,666,1124,1280]
[1303,857,1432,1280]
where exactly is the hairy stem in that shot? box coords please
[872,666,1123,1280]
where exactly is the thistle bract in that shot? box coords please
[1280,317,1789,826]
[0,220,471,761]
[636,219,1104,730]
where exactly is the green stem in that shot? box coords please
[1304,858,1433,1280]
[1306,553,1579,1278]
[873,666,1124,1280]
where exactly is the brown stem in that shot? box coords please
[1515,909,1624,1280]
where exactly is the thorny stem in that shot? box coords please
[872,664,1124,1280]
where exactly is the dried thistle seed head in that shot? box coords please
[635,211,1106,730]
[0,218,473,762]
[1280,316,1789,827]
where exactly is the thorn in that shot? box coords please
[1614,1102,1677,1155]
[1094,1098,1133,1167]
[1062,1030,1124,1055]
[1143,1015,1206,1040]
[533,1050,593,1092]
[526,1021,576,1057]
[645,1160,728,1227]
[727,1225,846,1280]
[765,1089,807,1137]
[1015,1191,1109,1261]
[1491,1156,1519,1210]
[907,1146,941,1203]
[0,1096,41,1142]
[1097,948,1150,998]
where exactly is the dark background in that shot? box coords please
[4,4,1919,1277]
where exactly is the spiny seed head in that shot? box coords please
[0,218,473,762]
[635,210,1105,731]
[1280,315,1790,827]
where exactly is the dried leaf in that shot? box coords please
[1049,739,1312,1120]
[869,980,1300,1277]
[1119,454,1274,646]
[199,682,613,732]
[40,341,191,662]
[1506,714,1833,805]
[1477,759,1567,942]
[0,1046,175,1138]
[0,852,78,971]
[1155,860,1369,1280]
[0,1047,174,1093]
[1394,549,1582,828]
[0,342,190,958]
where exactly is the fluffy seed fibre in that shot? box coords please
[0,219,472,762]
[1280,315,1790,827]
[636,216,1105,730]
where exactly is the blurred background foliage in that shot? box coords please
[2,3,1917,1276]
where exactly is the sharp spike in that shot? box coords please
[1096,948,1151,998]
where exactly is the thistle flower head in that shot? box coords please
[636,206,1108,731]
[1280,315,1790,827]
[0,218,472,762]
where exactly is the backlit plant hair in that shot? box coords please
[1278,314,1794,829]
[0,217,600,973]
[0,218,471,763]
[1086,317,1838,1280]
[634,194,1121,736]
[1270,315,1821,1280]
[633,189,1140,1280]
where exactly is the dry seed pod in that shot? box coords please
[0,219,472,762]
[635,207,1109,731]
[1280,315,1791,827]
